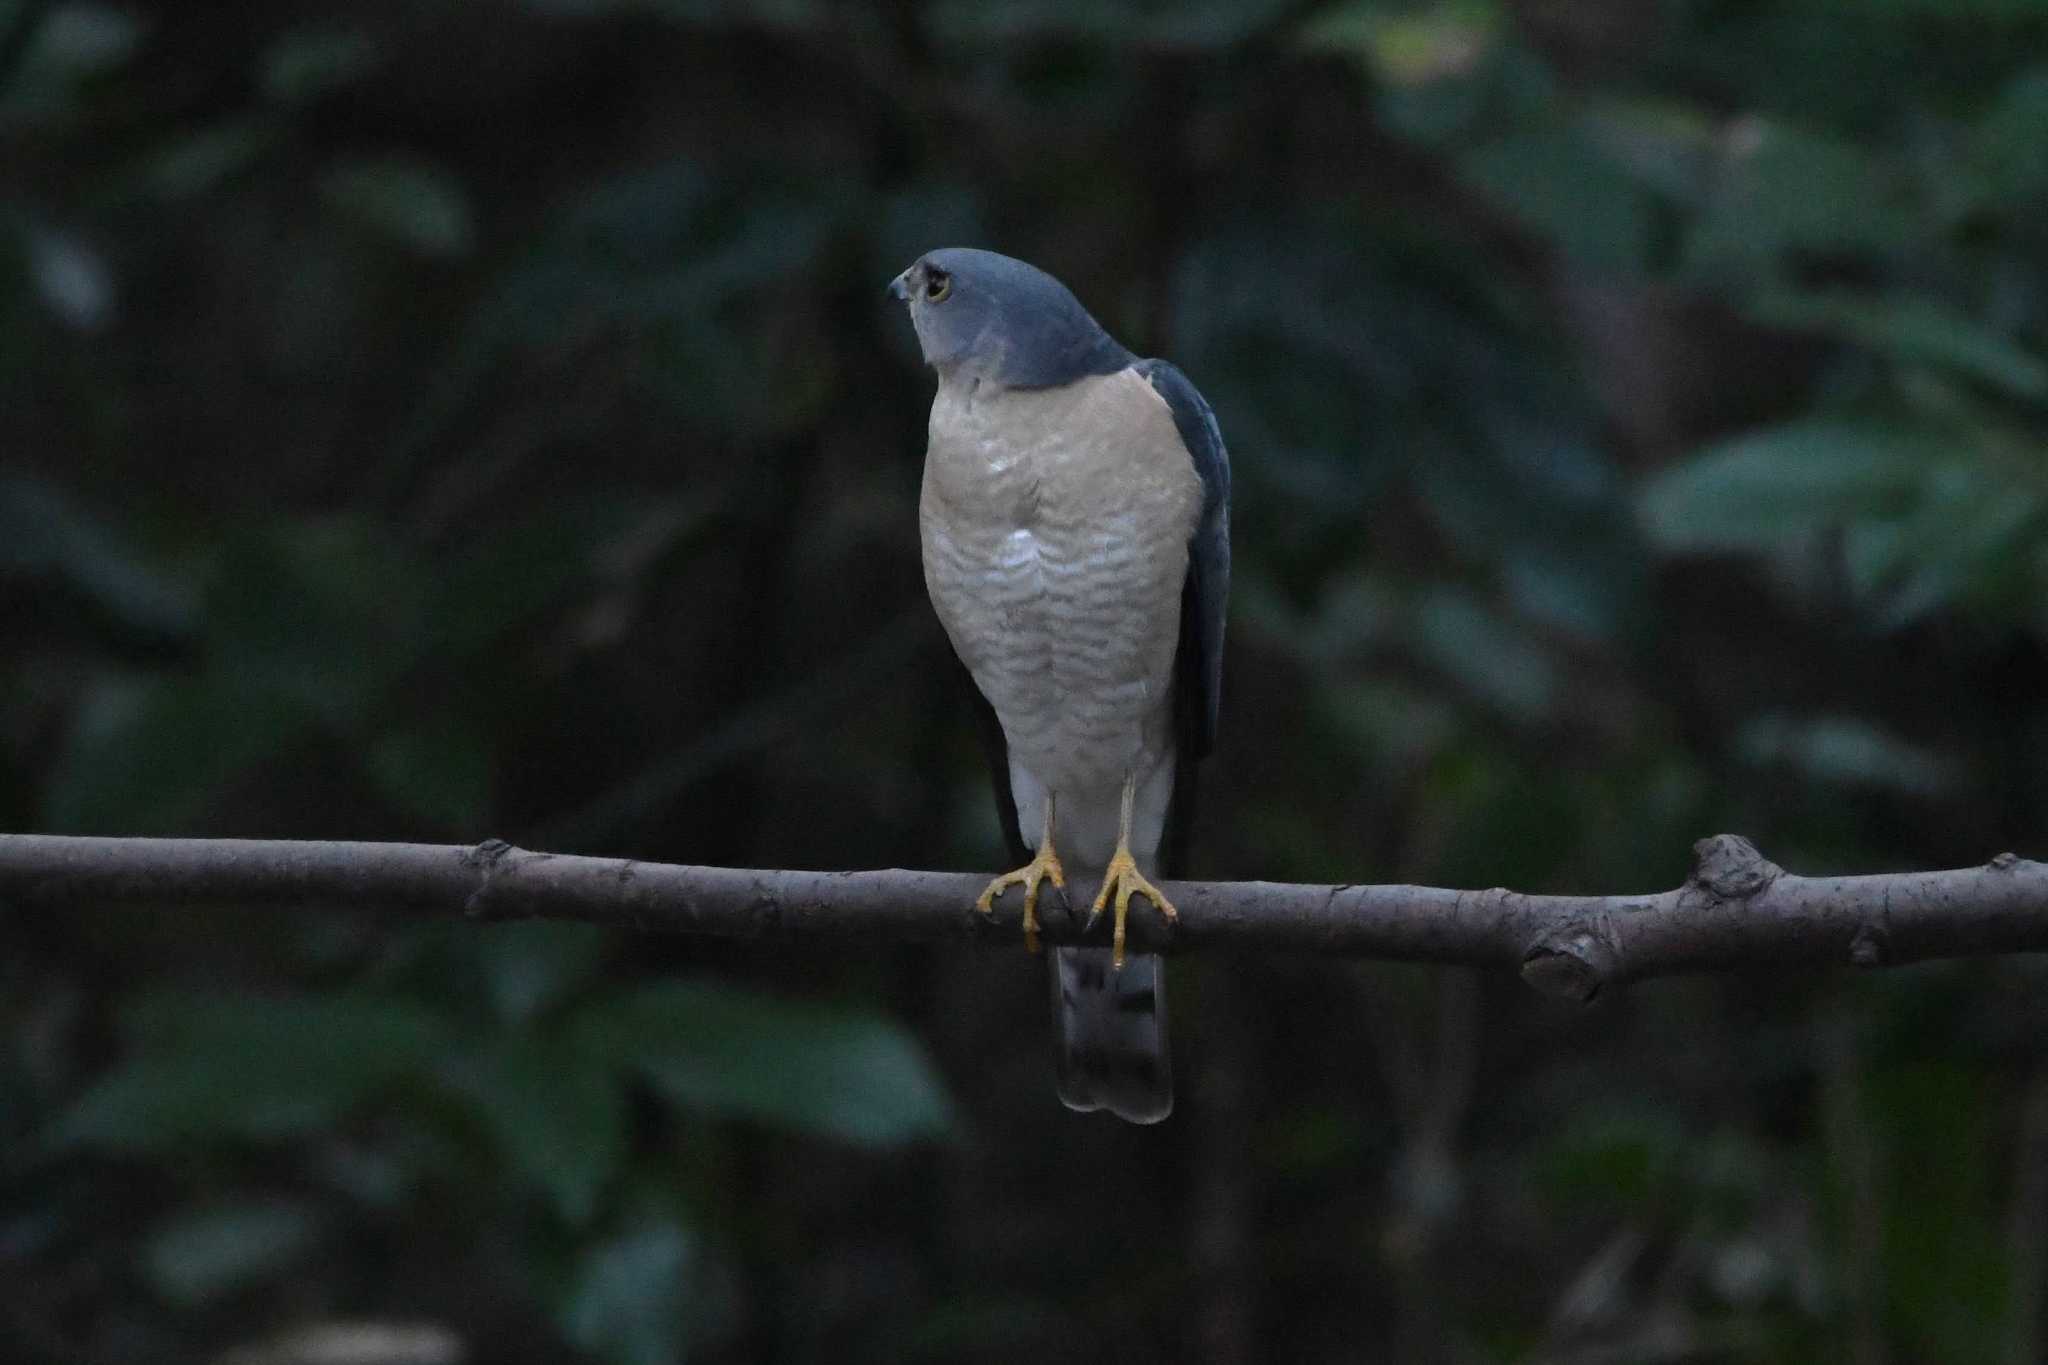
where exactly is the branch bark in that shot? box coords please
[3,833,2046,999]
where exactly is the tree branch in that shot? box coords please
[3,833,2046,999]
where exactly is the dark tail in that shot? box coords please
[1050,945,1171,1124]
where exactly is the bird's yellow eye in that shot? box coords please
[925,269,952,302]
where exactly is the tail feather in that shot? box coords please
[1051,945,1171,1123]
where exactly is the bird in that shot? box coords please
[889,247,1230,1124]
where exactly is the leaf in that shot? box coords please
[472,921,612,1026]
[1841,460,2046,625]
[206,521,428,719]
[576,981,954,1146]
[320,157,475,258]
[0,473,196,643]
[365,718,494,832]
[560,1222,694,1365]
[1458,123,1653,272]
[260,27,379,104]
[1862,1060,2005,1359]
[1975,66,2048,201]
[1410,587,1559,723]
[1538,1106,1689,1213]
[1685,121,1916,276]
[925,0,1295,47]
[1736,713,1960,797]
[140,119,282,200]
[140,1202,324,1306]
[44,672,309,833]
[42,521,434,831]
[51,993,449,1150]
[1426,750,1581,889]
[1637,421,1936,552]
[425,498,659,658]
[1577,98,1720,205]
[1316,678,1459,769]
[1749,291,2048,399]
[28,227,114,331]
[451,1038,625,1225]
[1501,547,1633,642]
[1296,4,1502,90]
[21,3,149,78]
[1858,0,2046,18]
[432,161,847,442]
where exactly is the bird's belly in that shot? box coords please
[933,519,1174,794]
[919,369,1201,809]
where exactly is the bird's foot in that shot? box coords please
[1087,847,1177,969]
[976,846,1066,953]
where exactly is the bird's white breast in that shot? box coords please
[919,367,1202,866]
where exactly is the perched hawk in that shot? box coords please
[890,248,1231,1123]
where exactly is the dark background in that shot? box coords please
[6,1,2048,1361]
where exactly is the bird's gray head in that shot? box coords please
[888,247,1132,389]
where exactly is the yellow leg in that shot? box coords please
[1088,775,1177,969]
[975,795,1065,953]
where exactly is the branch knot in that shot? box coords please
[1690,834,1782,901]
[1521,922,1620,1003]
[462,838,522,921]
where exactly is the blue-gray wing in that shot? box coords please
[1135,358,1230,760]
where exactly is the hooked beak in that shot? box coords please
[887,271,911,302]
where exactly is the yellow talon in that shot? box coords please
[976,849,1064,952]
[1087,775,1177,969]
[1089,846,1176,969]
[975,795,1063,952]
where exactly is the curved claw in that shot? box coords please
[1087,848,1178,969]
[976,848,1066,953]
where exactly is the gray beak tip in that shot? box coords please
[887,275,910,302]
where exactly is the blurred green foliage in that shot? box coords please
[4,0,2048,1361]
